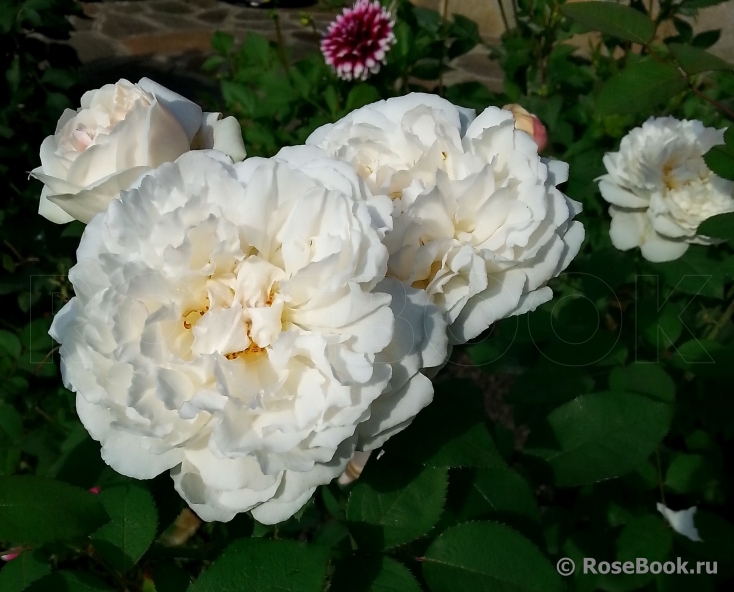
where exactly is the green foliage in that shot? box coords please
[0,476,109,544]
[90,483,158,573]
[0,550,50,592]
[188,538,329,592]
[561,2,656,45]
[423,522,563,592]
[2,0,734,591]
[347,458,448,550]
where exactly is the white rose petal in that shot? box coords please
[50,147,448,524]
[34,78,246,224]
[310,95,584,344]
[599,117,734,262]
[657,503,703,542]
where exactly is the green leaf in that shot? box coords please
[697,212,734,240]
[385,379,504,469]
[692,29,721,49]
[665,454,718,493]
[25,570,114,592]
[655,246,726,298]
[0,330,21,358]
[685,510,734,563]
[211,31,234,55]
[347,457,447,550]
[20,319,52,352]
[561,2,655,44]
[331,555,422,592]
[90,483,158,572]
[0,476,108,544]
[188,538,329,592]
[609,363,676,403]
[596,60,687,117]
[345,84,381,112]
[0,402,22,442]
[669,43,733,75]
[0,550,51,592]
[525,392,673,486]
[672,339,734,377]
[614,515,672,589]
[453,468,540,523]
[423,522,563,592]
[704,145,734,180]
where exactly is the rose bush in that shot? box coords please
[33,78,246,224]
[2,1,734,591]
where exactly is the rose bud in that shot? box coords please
[502,104,549,152]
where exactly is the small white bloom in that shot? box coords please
[33,78,246,224]
[657,503,703,542]
[599,117,734,262]
[310,95,584,344]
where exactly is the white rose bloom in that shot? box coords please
[309,95,584,344]
[50,148,445,524]
[33,78,246,225]
[307,93,476,204]
[599,117,734,262]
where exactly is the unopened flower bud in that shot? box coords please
[1,548,22,562]
[502,104,548,152]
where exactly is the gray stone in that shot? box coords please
[198,8,231,24]
[157,14,203,30]
[105,2,151,16]
[149,1,196,14]
[100,14,159,39]
[69,31,122,63]
[233,8,275,22]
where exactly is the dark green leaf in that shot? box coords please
[697,212,734,240]
[20,319,52,352]
[655,246,726,298]
[0,476,109,544]
[188,538,329,592]
[596,60,687,116]
[211,31,234,55]
[665,454,718,493]
[672,339,734,377]
[609,363,676,403]
[331,555,422,592]
[561,2,655,44]
[347,457,447,550]
[345,84,381,112]
[692,30,721,49]
[454,468,540,523]
[90,483,158,572]
[25,570,114,592]
[0,403,22,442]
[525,392,673,486]
[0,550,50,592]
[0,330,21,359]
[385,379,504,469]
[670,43,733,75]
[423,522,563,592]
[704,145,734,180]
[614,515,672,589]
